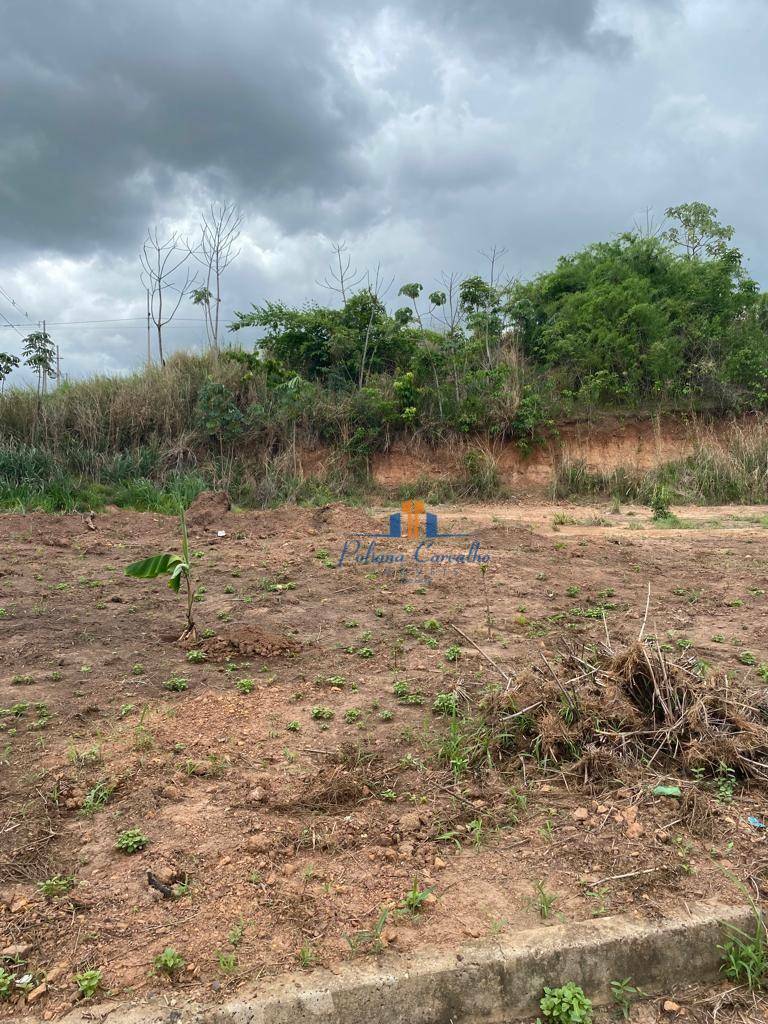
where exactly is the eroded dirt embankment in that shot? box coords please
[358,414,755,491]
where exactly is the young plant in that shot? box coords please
[432,692,458,716]
[297,944,315,968]
[116,828,148,854]
[81,779,114,816]
[153,947,185,976]
[216,952,237,972]
[228,920,244,947]
[720,923,768,989]
[75,969,103,999]
[401,878,435,915]
[650,485,672,522]
[539,982,592,1023]
[125,509,196,641]
[345,908,389,955]
[163,675,189,692]
[38,874,75,898]
[531,879,557,920]
[0,968,14,1000]
[715,762,736,804]
[610,978,644,1020]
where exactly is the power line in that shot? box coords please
[0,284,36,325]
[0,308,24,337]
[36,316,205,326]
[0,318,205,328]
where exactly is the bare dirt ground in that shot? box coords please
[2,497,768,1019]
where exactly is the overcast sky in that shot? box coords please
[1,0,766,384]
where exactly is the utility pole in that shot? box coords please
[56,345,61,386]
[42,320,47,395]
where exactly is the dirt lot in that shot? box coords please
[2,497,768,1019]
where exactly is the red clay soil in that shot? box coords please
[1,499,767,1017]
[369,413,760,490]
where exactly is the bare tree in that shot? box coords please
[317,242,366,304]
[140,228,195,366]
[357,263,395,389]
[632,206,666,240]
[189,202,243,351]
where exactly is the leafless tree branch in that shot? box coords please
[188,202,243,350]
[139,228,196,366]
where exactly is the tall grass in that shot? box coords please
[2,351,767,511]
[553,422,768,504]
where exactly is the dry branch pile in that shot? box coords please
[477,640,768,785]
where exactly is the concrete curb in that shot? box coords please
[19,901,759,1024]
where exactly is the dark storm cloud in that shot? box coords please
[0,0,645,257]
[0,0,766,383]
[0,0,372,253]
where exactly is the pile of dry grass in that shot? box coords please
[484,640,768,784]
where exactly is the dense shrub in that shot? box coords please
[1,202,766,510]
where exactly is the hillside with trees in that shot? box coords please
[1,203,767,510]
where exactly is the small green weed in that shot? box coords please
[531,880,557,920]
[610,978,644,1020]
[345,908,389,955]
[75,969,102,999]
[0,968,13,999]
[401,879,434,915]
[720,924,768,989]
[216,952,237,972]
[38,874,74,898]
[162,676,188,692]
[297,944,315,968]
[153,947,185,976]
[432,692,458,716]
[116,828,148,854]
[81,779,114,816]
[539,982,593,1023]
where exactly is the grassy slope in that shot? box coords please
[2,354,768,511]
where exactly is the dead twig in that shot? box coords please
[447,622,514,686]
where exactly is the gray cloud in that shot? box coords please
[409,0,631,59]
[0,0,371,253]
[0,0,766,382]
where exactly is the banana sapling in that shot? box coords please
[125,510,197,641]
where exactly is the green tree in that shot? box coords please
[0,352,20,394]
[22,330,55,397]
[662,201,736,260]
[230,291,417,387]
[508,227,761,409]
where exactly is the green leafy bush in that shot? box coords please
[539,982,593,1023]
[116,828,149,854]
